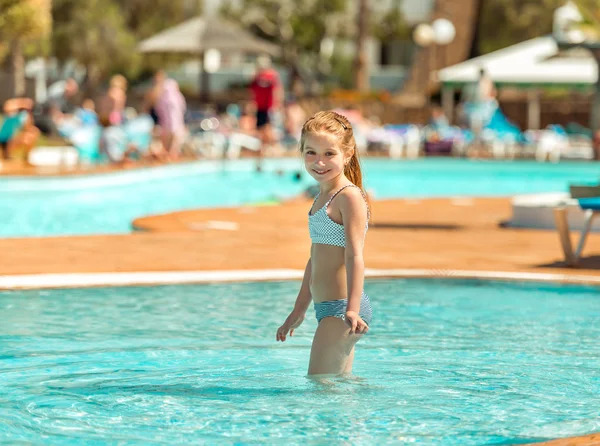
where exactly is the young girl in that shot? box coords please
[276,110,372,376]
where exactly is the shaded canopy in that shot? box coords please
[138,16,280,56]
[439,36,597,89]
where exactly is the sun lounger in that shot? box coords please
[554,197,600,265]
[123,115,154,152]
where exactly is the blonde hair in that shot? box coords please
[109,74,127,91]
[300,110,366,192]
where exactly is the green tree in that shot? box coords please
[52,0,136,94]
[113,0,203,77]
[372,0,410,42]
[51,0,202,92]
[0,0,51,96]
[114,0,202,40]
[478,0,599,54]
[572,0,600,39]
[220,0,349,93]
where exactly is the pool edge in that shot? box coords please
[1,268,600,290]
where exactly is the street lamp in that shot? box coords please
[412,18,456,115]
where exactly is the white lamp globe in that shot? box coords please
[413,23,435,47]
[432,18,456,45]
[204,49,221,74]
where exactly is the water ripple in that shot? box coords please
[1,279,599,444]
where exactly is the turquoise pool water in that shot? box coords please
[1,279,599,445]
[0,158,598,237]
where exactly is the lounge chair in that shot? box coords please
[554,197,600,266]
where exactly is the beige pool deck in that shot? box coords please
[2,196,599,279]
[1,162,600,445]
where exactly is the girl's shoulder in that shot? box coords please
[333,185,368,214]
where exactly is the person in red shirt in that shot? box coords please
[249,55,283,164]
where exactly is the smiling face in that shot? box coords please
[302,132,352,183]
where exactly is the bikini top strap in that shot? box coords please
[327,184,370,222]
[325,184,356,208]
[308,191,321,215]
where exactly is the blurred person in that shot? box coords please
[239,101,257,133]
[50,77,80,117]
[155,78,187,160]
[99,74,128,127]
[476,67,496,102]
[283,97,306,148]
[429,105,450,131]
[249,55,283,162]
[99,125,158,167]
[276,110,372,376]
[14,109,41,164]
[34,77,80,135]
[144,70,166,126]
[0,98,36,161]
[75,99,99,126]
[225,102,262,159]
[463,68,497,132]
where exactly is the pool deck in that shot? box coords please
[2,166,600,445]
[1,196,599,279]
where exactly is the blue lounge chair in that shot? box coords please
[554,197,600,265]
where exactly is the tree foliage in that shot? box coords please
[478,0,600,54]
[572,0,600,39]
[52,0,136,88]
[220,0,350,88]
[51,0,201,89]
[0,0,51,95]
[113,0,202,40]
[0,0,51,39]
[372,0,410,41]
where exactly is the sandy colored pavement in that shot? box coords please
[1,197,599,277]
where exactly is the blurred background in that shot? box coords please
[0,0,599,162]
[1,0,600,250]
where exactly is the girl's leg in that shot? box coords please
[308,317,361,376]
[343,347,355,375]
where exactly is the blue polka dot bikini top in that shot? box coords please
[308,184,369,248]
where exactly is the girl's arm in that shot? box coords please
[292,258,312,314]
[276,258,312,342]
[339,189,369,316]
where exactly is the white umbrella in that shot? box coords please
[138,16,280,56]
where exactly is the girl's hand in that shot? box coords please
[345,311,369,335]
[276,311,305,342]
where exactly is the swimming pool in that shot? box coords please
[1,278,599,444]
[1,158,598,237]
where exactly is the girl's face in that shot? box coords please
[302,132,351,183]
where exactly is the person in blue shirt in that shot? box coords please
[75,99,99,126]
[0,98,32,160]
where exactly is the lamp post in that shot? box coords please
[412,18,456,118]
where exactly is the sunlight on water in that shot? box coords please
[1,279,599,444]
[0,158,598,237]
